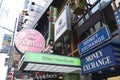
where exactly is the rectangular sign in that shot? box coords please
[78,26,111,54]
[24,52,81,67]
[0,34,12,53]
[54,5,71,42]
[81,44,116,75]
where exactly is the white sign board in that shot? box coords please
[54,6,71,42]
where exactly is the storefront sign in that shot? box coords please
[24,51,81,66]
[54,5,71,42]
[81,44,116,74]
[78,26,110,54]
[15,29,45,54]
[35,72,58,80]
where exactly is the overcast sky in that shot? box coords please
[0,0,25,80]
[0,0,25,32]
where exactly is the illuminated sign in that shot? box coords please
[35,72,58,80]
[24,51,81,66]
[78,26,111,54]
[81,43,119,75]
[54,5,71,42]
[15,29,45,54]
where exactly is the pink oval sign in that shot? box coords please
[15,29,45,54]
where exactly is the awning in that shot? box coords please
[18,52,81,73]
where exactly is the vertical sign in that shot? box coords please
[54,5,71,42]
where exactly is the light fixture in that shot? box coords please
[59,75,63,79]
[23,23,32,27]
[31,2,44,8]
[30,2,45,13]
[50,49,53,53]
[98,71,102,74]
[110,67,115,70]
[89,73,92,76]
[30,9,40,13]
[26,13,36,18]
[23,19,34,28]
[23,19,34,27]
[31,0,47,8]
[24,19,34,24]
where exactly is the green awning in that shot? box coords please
[18,52,81,73]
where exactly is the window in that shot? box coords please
[94,21,102,31]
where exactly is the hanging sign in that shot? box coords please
[15,29,45,54]
[54,5,71,42]
[81,44,117,74]
[78,26,111,54]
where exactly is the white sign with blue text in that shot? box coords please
[54,6,71,42]
[78,26,111,54]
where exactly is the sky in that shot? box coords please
[0,0,25,80]
[0,0,25,48]
[0,0,25,32]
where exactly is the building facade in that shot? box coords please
[13,0,120,80]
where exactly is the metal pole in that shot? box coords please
[0,26,14,33]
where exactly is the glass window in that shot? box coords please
[91,4,99,13]
[78,18,84,26]
[85,13,89,20]
[90,27,95,34]
[94,21,102,31]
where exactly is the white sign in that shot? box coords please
[54,6,71,42]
